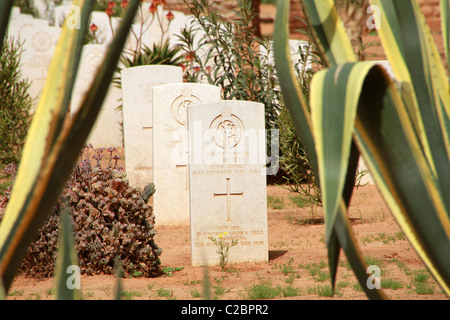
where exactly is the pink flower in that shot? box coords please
[105,7,114,17]
[149,3,157,13]
[166,10,174,21]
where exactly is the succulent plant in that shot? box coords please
[0,146,162,278]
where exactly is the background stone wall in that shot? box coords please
[163,0,445,61]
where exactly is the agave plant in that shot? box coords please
[274,0,450,299]
[0,0,140,298]
[112,40,183,94]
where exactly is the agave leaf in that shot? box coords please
[0,0,13,46]
[0,0,94,291]
[310,62,374,243]
[54,206,80,300]
[202,266,211,300]
[0,274,5,300]
[301,0,356,67]
[371,0,450,210]
[354,65,450,296]
[442,0,450,67]
[114,258,124,300]
[0,0,140,292]
[274,0,387,299]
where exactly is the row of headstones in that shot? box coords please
[121,65,268,266]
[7,3,195,148]
[8,4,395,267]
[7,6,121,147]
[120,60,395,266]
[9,1,270,265]
[9,3,269,265]
[6,5,321,149]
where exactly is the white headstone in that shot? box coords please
[7,17,49,40]
[10,7,22,19]
[260,39,313,72]
[152,83,221,226]
[17,23,62,101]
[89,11,121,45]
[70,44,123,148]
[125,9,188,54]
[33,0,49,20]
[54,2,74,27]
[188,100,268,266]
[121,65,183,187]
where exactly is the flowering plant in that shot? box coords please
[208,232,239,271]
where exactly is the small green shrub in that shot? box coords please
[155,287,174,299]
[413,283,435,295]
[246,281,281,300]
[121,290,142,300]
[162,266,184,277]
[289,194,311,208]
[0,37,33,170]
[316,285,341,297]
[190,288,201,298]
[381,278,404,290]
[278,258,295,275]
[281,285,302,297]
[410,270,435,294]
[267,195,285,210]
[12,0,36,15]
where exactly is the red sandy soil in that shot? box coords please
[5,184,449,300]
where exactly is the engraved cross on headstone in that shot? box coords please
[213,177,243,222]
[176,150,189,190]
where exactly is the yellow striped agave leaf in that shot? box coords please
[304,0,450,297]
[443,0,450,67]
[0,0,94,291]
[54,207,80,300]
[301,0,357,67]
[371,0,450,208]
[0,0,140,292]
[272,0,339,288]
[354,66,450,296]
[274,0,386,299]
[310,62,376,246]
[0,1,12,298]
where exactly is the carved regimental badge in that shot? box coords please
[171,89,200,126]
[32,32,52,53]
[209,107,245,149]
[85,48,104,72]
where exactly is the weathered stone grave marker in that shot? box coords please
[121,65,183,187]
[89,11,121,45]
[15,23,62,102]
[260,39,313,72]
[152,83,221,225]
[187,100,268,266]
[70,44,123,147]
